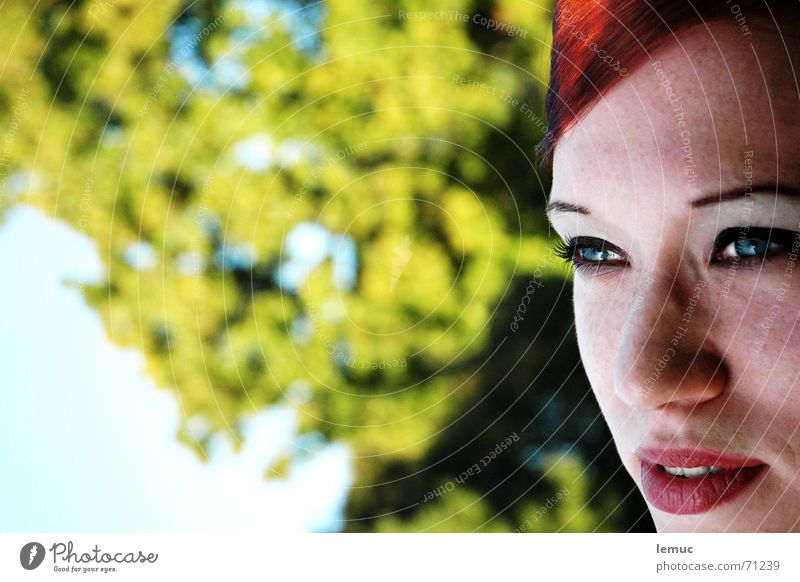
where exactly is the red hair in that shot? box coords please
[541,0,792,161]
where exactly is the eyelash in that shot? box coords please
[710,227,799,266]
[553,227,800,276]
[553,236,628,275]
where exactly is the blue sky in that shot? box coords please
[0,206,352,532]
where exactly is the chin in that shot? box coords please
[642,483,800,532]
[651,513,788,533]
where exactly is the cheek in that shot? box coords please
[710,283,800,488]
[573,282,625,412]
[718,283,800,431]
[573,282,640,472]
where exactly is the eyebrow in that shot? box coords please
[545,200,590,216]
[690,184,800,208]
[546,184,800,216]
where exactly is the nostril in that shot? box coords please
[615,347,727,409]
[681,353,728,400]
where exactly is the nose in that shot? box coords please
[613,273,727,410]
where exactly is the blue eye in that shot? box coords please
[713,227,796,262]
[737,238,769,256]
[577,246,624,263]
[553,236,627,274]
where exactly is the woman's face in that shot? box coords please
[548,22,800,532]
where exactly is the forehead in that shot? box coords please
[551,23,800,207]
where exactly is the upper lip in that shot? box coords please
[636,446,767,469]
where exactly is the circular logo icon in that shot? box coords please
[20,542,46,570]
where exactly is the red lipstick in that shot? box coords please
[636,447,767,515]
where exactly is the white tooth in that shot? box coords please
[662,465,717,477]
[682,466,710,477]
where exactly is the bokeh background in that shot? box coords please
[0,0,653,532]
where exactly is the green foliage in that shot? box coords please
[0,0,652,532]
[376,488,512,533]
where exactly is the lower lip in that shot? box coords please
[640,461,767,515]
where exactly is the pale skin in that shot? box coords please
[547,22,800,531]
